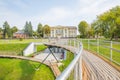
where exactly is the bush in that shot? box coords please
[19,38,23,41]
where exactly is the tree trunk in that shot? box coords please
[110,34,114,41]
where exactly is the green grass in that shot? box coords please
[58,51,74,80]
[37,45,47,52]
[0,39,48,44]
[0,58,55,80]
[0,39,48,55]
[59,51,74,72]
[0,39,54,80]
[0,43,29,55]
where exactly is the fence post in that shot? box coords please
[88,39,89,50]
[74,39,76,47]
[110,41,113,61]
[97,39,99,53]
[78,41,80,51]
[74,62,78,80]
[79,56,82,80]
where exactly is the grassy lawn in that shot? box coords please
[0,58,55,80]
[0,39,48,55]
[0,39,55,80]
[37,45,47,52]
[0,43,29,55]
[59,51,74,71]
[58,51,74,80]
[0,39,48,44]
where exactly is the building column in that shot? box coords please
[54,29,56,38]
[63,29,65,37]
[50,30,52,37]
[67,28,69,37]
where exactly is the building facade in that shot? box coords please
[44,26,77,38]
[13,30,29,39]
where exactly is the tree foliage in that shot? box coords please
[37,23,43,37]
[24,21,33,37]
[92,6,120,40]
[3,21,12,38]
[11,26,18,33]
[43,25,50,37]
[0,27,3,38]
[78,21,89,38]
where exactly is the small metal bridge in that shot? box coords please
[0,39,120,80]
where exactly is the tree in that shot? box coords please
[78,21,89,38]
[11,26,18,33]
[43,25,50,37]
[37,23,43,38]
[28,21,33,36]
[11,26,18,37]
[0,27,2,33]
[33,31,39,38]
[0,27,3,38]
[92,6,120,40]
[87,26,95,38]
[24,21,33,37]
[3,21,12,38]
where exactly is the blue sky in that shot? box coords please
[0,0,120,30]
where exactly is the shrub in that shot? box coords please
[19,38,23,41]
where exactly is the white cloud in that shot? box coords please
[0,0,120,30]
[40,7,71,25]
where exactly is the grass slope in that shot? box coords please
[59,51,74,71]
[0,58,55,80]
[0,39,48,44]
[0,43,28,55]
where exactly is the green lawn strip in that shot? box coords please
[59,51,74,72]
[0,43,28,55]
[0,39,48,44]
[112,50,120,63]
[0,58,55,80]
[37,45,47,52]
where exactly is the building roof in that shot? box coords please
[50,25,77,29]
[15,30,26,34]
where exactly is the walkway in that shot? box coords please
[82,50,120,80]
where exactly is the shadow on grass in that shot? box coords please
[19,60,35,80]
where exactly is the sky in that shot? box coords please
[0,0,120,30]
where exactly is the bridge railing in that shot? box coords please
[56,39,83,80]
[80,39,120,66]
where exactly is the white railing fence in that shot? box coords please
[79,39,120,66]
[56,39,83,80]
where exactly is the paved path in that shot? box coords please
[34,53,63,62]
[82,50,120,80]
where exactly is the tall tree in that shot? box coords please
[28,21,33,36]
[3,21,12,38]
[92,6,120,40]
[78,21,89,38]
[37,23,43,38]
[43,25,50,37]
[24,21,33,37]
[11,26,18,37]
[11,26,18,33]
[0,27,2,32]
[0,27,3,38]
[24,21,29,33]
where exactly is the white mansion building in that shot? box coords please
[44,25,77,38]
